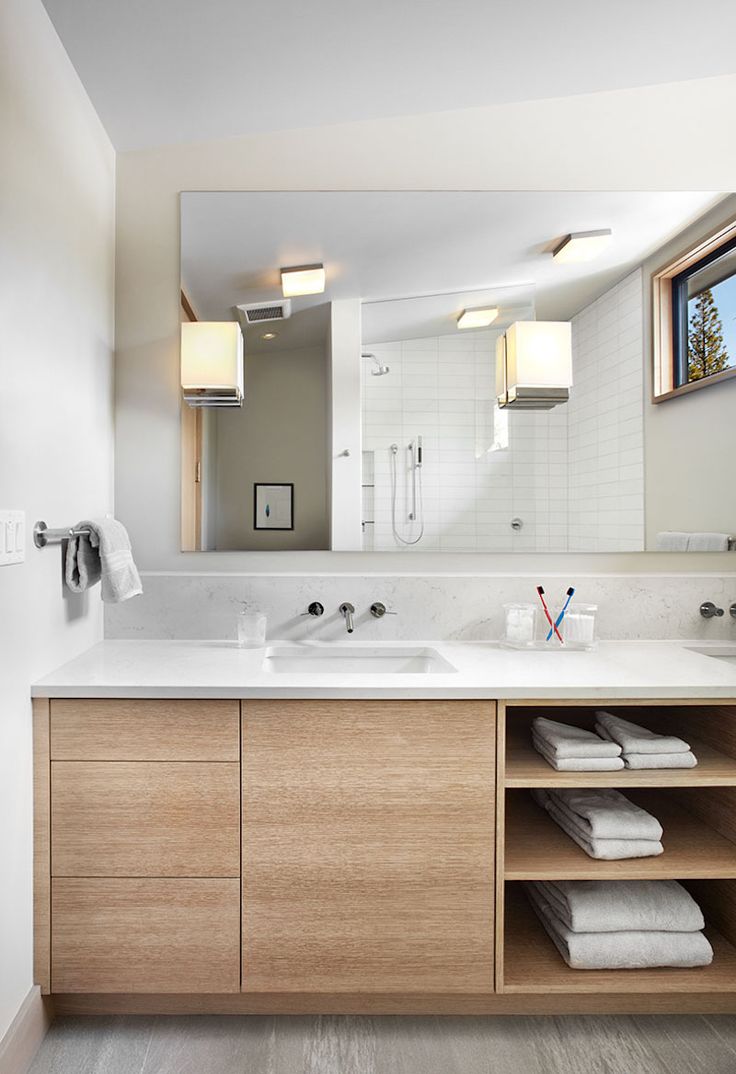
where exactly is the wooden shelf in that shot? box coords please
[502,890,736,993]
[504,791,736,880]
[505,739,736,789]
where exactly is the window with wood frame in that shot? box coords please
[652,219,736,402]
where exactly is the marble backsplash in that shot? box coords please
[105,573,736,644]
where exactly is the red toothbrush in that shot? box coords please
[536,585,564,643]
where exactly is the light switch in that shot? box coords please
[0,510,25,565]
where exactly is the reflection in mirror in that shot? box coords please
[180,191,734,553]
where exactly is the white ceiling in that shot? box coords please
[42,0,736,151]
[180,190,723,342]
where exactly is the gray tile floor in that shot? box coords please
[27,1014,736,1074]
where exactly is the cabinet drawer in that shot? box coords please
[51,762,240,877]
[52,878,240,993]
[50,699,239,761]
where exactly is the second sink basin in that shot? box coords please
[263,645,457,675]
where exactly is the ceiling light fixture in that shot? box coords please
[261,332,277,341]
[496,321,572,410]
[280,263,326,297]
[552,229,612,264]
[456,306,499,330]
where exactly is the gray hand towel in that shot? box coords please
[621,751,698,770]
[545,801,663,860]
[543,787,663,841]
[595,712,691,755]
[532,734,625,772]
[536,879,705,933]
[531,792,663,860]
[533,716,622,758]
[525,884,713,970]
[65,518,142,603]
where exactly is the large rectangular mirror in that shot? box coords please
[180,191,736,553]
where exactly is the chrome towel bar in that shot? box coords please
[33,520,92,548]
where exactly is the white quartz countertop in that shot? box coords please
[31,639,736,700]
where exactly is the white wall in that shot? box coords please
[568,270,645,552]
[0,0,115,1040]
[114,73,736,572]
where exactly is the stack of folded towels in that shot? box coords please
[531,787,663,859]
[594,711,697,769]
[531,714,698,771]
[525,879,713,969]
[532,717,624,771]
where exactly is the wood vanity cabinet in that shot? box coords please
[34,696,496,999]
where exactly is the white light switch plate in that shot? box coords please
[0,510,25,565]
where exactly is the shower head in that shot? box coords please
[362,352,390,376]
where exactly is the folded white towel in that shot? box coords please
[532,734,625,772]
[525,884,713,970]
[655,531,691,551]
[532,717,622,758]
[65,518,142,603]
[687,532,731,552]
[622,751,698,770]
[595,712,691,755]
[535,879,705,933]
[533,787,663,841]
[544,800,663,860]
[531,789,663,860]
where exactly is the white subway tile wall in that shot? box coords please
[361,270,644,553]
[567,269,645,553]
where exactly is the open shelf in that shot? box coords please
[502,888,736,993]
[504,790,736,880]
[505,739,736,788]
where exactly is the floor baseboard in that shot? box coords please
[0,987,54,1074]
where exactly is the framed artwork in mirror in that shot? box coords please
[254,483,294,531]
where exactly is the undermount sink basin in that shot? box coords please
[687,646,736,666]
[263,645,457,675]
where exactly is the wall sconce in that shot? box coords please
[181,321,244,407]
[496,321,572,410]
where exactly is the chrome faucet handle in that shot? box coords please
[700,601,725,619]
[730,603,736,619]
[370,602,398,618]
[339,602,355,634]
[301,602,324,617]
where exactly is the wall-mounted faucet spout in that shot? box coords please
[339,602,355,634]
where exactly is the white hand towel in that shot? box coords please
[687,532,731,552]
[532,716,622,758]
[655,532,691,551]
[525,884,713,970]
[595,712,691,755]
[536,879,705,933]
[65,518,142,603]
[532,734,625,772]
[542,799,663,860]
[544,787,663,841]
[622,751,698,770]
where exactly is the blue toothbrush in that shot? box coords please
[546,587,575,642]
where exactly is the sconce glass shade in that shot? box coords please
[181,321,244,407]
[496,321,572,409]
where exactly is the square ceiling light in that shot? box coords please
[552,229,612,264]
[280,263,326,297]
[456,306,499,329]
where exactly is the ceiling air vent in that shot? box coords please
[236,299,292,325]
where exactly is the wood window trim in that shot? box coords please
[652,218,736,402]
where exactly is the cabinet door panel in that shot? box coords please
[52,878,240,992]
[52,762,240,877]
[242,699,495,993]
[50,699,239,761]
